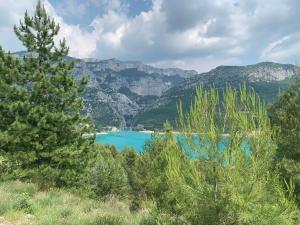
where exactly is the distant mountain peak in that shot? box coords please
[8,51,298,128]
[210,62,297,82]
[135,62,297,129]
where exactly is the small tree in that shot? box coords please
[163,85,299,224]
[87,144,129,198]
[0,1,93,187]
[133,122,190,213]
[269,72,300,203]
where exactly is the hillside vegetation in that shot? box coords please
[135,63,296,129]
[0,181,145,225]
[1,1,300,225]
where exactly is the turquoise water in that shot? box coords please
[95,131,153,152]
[95,131,251,156]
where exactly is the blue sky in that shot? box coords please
[1,0,300,72]
[50,0,152,29]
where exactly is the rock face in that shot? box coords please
[69,58,197,128]
[246,62,297,81]
[134,62,298,129]
[11,52,298,129]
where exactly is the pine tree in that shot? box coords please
[0,47,29,180]
[0,1,94,187]
[163,85,300,224]
[133,122,189,212]
[269,72,300,203]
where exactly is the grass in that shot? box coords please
[0,181,146,225]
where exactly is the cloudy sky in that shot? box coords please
[1,0,300,72]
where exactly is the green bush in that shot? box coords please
[87,144,129,198]
[130,125,189,214]
[0,155,14,181]
[268,72,300,203]
[0,181,35,214]
[15,192,32,213]
[167,85,300,224]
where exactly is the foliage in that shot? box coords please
[87,144,129,198]
[129,125,190,213]
[269,72,300,159]
[0,181,145,225]
[269,72,300,203]
[157,85,300,224]
[0,1,299,224]
[0,1,94,187]
[94,215,124,225]
[139,211,185,225]
[135,67,294,130]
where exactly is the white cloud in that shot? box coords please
[1,0,300,71]
[259,34,300,64]
[0,0,98,58]
[0,0,38,51]
[260,36,291,61]
[43,0,98,58]
[55,0,88,18]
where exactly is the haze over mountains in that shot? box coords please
[13,52,298,129]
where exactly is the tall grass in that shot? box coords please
[0,181,145,225]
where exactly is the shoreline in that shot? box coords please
[95,130,180,135]
[95,130,231,137]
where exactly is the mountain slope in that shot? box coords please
[134,62,298,129]
[11,52,298,130]
[12,52,197,128]
[70,58,197,128]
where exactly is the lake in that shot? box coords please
[95,131,153,152]
[95,131,251,156]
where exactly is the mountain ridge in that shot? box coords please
[134,62,298,129]
[11,51,298,129]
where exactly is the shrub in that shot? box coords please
[0,181,35,214]
[268,72,300,203]
[131,124,189,214]
[0,155,14,181]
[87,144,129,198]
[167,85,300,224]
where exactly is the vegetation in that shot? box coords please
[0,181,144,225]
[169,85,299,224]
[0,1,93,187]
[0,1,300,225]
[87,144,129,198]
[135,76,294,130]
[269,72,300,203]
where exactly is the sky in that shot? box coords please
[1,0,300,72]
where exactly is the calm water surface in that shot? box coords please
[94,131,251,156]
[95,131,153,152]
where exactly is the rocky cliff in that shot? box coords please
[134,62,298,129]
[70,58,197,128]
[12,52,298,129]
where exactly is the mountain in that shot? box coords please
[12,52,197,128]
[67,57,197,128]
[11,52,297,129]
[134,62,298,129]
